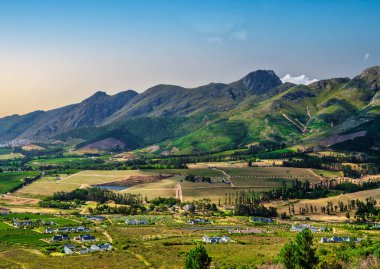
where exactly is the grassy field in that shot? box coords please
[17,170,151,196]
[0,172,40,194]
[312,169,343,178]
[0,153,24,160]
[21,144,45,151]
[0,213,378,269]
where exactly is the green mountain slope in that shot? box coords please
[0,66,379,154]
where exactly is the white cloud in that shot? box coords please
[231,30,247,41]
[191,15,248,43]
[207,36,223,43]
[281,74,318,85]
[364,53,370,60]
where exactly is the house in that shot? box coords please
[202,236,210,242]
[79,248,89,255]
[76,226,91,233]
[219,235,230,243]
[64,244,75,255]
[90,244,100,251]
[320,238,330,243]
[202,235,230,244]
[55,226,91,233]
[62,234,70,241]
[52,235,63,242]
[98,243,112,251]
[13,220,35,228]
[44,228,55,234]
[79,234,96,242]
[320,236,362,243]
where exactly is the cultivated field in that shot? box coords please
[21,144,45,151]
[131,168,323,202]
[17,170,154,197]
[0,172,39,194]
[144,169,224,178]
[0,153,24,160]
[122,177,179,199]
[223,167,320,187]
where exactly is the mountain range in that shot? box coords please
[1,66,379,154]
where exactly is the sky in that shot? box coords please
[0,0,379,117]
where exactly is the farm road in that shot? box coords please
[211,168,234,186]
[175,183,183,202]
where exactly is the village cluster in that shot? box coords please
[63,243,113,255]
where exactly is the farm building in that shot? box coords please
[64,244,76,255]
[13,219,36,228]
[44,228,55,234]
[90,243,113,252]
[202,235,230,243]
[51,234,69,242]
[77,234,96,242]
[55,226,91,233]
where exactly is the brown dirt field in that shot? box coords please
[0,195,40,206]
[187,162,248,169]
[96,174,172,187]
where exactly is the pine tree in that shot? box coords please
[293,228,319,269]
[279,242,296,269]
[184,245,212,269]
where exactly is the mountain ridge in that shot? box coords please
[1,66,379,154]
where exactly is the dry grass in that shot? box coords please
[17,170,151,196]
[0,153,24,160]
[266,188,380,221]
[187,162,248,169]
[21,144,45,151]
[122,178,178,199]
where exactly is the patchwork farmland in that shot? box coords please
[16,170,157,197]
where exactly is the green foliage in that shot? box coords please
[0,171,40,194]
[184,245,212,269]
[280,242,297,269]
[279,229,318,269]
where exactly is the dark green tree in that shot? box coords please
[279,229,318,269]
[294,229,319,269]
[279,242,296,269]
[184,245,212,269]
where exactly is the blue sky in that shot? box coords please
[0,0,379,116]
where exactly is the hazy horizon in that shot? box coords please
[1,0,379,117]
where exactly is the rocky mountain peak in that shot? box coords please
[231,70,282,94]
